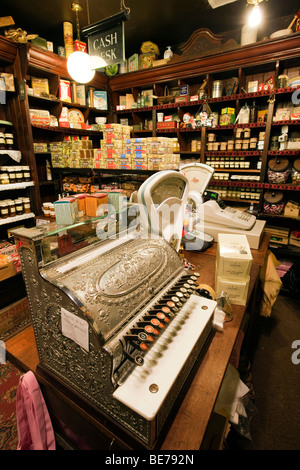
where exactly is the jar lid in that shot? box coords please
[293,158,300,171]
[264,190,284,204]
[268,157,289,171]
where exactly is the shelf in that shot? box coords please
[210,180,263,188]
[28,95,109,114]
[272,120,300,126]
[0,181,34,191]
[206,123,266,130]
[31,124,102,136]
[260,213,300,221]
[211,168,260,173]
[52,167,158,176]
[0,212,35,226]
[264,183,300,191]
[268,150,300,156]
[223,197,259,204]
[205,151,262,157]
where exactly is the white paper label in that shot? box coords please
[61,307,89,351]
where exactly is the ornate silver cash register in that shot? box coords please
[12,171,217,449]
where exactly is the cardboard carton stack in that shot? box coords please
[50,137,94,168]
[215,234,252,306]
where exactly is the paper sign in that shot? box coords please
[61,307,89,351]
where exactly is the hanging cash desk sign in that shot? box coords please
[82,10,129,70]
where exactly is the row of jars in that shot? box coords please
[0,132,15,150]
[212,172,260,181]
[206,158,251,169]
[0,166,31,184]
[208,186,261,200]
[0,197,31,219]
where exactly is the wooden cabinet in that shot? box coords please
[19,43,110,213]
[108,34,300,252]
[0,37,36,236]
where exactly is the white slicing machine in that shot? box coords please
[137,170,189,251]
[180,163,265,249]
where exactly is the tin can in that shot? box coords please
[212,80,223,98]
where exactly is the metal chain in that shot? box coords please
[120,0,130,13]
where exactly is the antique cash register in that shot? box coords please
[12,171,217,449]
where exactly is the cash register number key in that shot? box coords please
[123,273,200,366]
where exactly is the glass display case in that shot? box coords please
[11,203,140,268]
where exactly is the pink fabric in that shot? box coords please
[16,371,56,450]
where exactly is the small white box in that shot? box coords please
[215,275,249,306]
[53,197,78,225]
[216,234,252,281]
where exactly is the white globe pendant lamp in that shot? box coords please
[67,2,95,84]
[67,50,95,84]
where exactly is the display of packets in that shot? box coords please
[50,125,180,170]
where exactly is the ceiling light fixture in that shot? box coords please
[67,2,96,84]
[247,0,264,27]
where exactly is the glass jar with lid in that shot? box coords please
[22,166,31,182]
[4,133,14,150]
[22,197,31,214]
[0,172,9,185]
[0,133,5,150]
[8,199,16,217]
[7,167,16,184]
[15,167,24,183]
[14,198,24,215]
[0,200,9,218]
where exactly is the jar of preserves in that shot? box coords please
[4,133,14,150]
[49,203,55,219]
[0,200,9,218]
[8,199,16,217]
[22,166,31,181]
[7,167,16,184]
[14,198,24,215]
[15,167,23,183]
[0,133,5,150]
[22,197,31,214]
[0,173,9,185]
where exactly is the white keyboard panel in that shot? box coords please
[113,294,216,420]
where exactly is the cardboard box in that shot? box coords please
[216,234,252,281]
[0,297,30,336]
[284,201,299,218]
[54,197,78,225]
[215,275,249,306]
[128,53,139,72]
[93,90,107,110]
[156,121,178,129]
[0,259,15,282]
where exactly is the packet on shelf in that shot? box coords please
[53,197,78,225]
[85,193,108,217]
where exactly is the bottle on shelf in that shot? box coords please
[46,160,52,181]
[250,101,258,123]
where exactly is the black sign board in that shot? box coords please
[82,10,129,70]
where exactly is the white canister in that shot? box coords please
[157,112,164,122]
[241,25,258,46]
